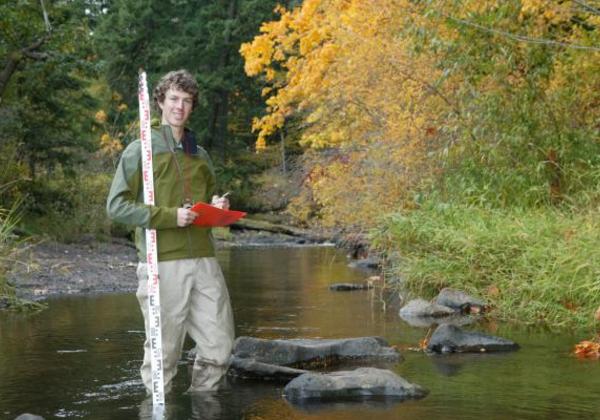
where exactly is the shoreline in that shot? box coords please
[6,229,337,303]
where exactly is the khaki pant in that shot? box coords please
[136,257,234,394]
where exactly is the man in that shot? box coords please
[106,69,234,395]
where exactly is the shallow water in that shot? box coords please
[1,246,599,419]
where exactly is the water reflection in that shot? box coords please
[288,397,409,415]
[428,352,515,377]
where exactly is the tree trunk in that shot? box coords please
[280,129,286,174]
[216,89,229,160]
[215,0,237,158]
[0,34,50,101]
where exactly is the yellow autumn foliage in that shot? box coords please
[241,0,454,226]
[94,110,108,123]
[242,0,600,228]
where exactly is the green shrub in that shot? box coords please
[24,171,114,241]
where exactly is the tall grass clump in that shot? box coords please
[0,202,44,310]
[0,204,20,302]
[372,203,600,330]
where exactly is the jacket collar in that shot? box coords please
[160,125,198,155]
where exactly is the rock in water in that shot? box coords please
[399,299,456,318]
[348,257,379,271]
[329,283,372,291]
[427,324,519,353]
[233,336,401,368]
[228,355,308,381]
[434,288,486,313]
[14,414,45,420]
[283,367,428,401]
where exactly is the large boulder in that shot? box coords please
[427,324,519,354]
[434,288,486,313]
[233,336,401,368]
[399,299,456,318]
[283,367,428,401]
[228,355,308,381]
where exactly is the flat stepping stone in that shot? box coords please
[329,282,372,291]
[283,367,428,401]
[233,336,401,368]
[434,288,486,313]
[427,324,519,353]
[228,355,308,381]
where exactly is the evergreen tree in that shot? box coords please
[94,0,279,157]
[0,0,97,180]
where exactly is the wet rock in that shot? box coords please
[233,336,401,368]
[434,288,486,314]
[283,367,428,401]
[400,313,479,329]
[0,296,10,310]
[228,355,308,381]
[329,283,373,291]
[399,299,456,318]
[14,414,45,420]
[426,324,519,354]
[348,257,379,271]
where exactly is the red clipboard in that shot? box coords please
[190,202,246,227]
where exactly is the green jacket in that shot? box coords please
[106,125,216,262]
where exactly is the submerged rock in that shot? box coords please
[228,355,308,381]
[434,288,486,313]
[426,324,519,354]
[233,336,401,368]
[348,257,379,271]
[283,367,428,401]
[399,299,456,318]
[329,282,373,291]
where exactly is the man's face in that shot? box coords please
[158,87,194,129]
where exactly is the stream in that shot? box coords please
[1,246,599,419]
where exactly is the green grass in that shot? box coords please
[0,205,19,301]
[22,172,115,241]
[372,203,600,330]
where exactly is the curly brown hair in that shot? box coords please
[152,69,199,114]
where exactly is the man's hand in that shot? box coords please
[211,194,230,210]
[177,208,199,227]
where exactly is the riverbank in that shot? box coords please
[372,204,600,331]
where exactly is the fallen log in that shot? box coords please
[231,217,321,240]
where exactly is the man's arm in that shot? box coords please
[106,141,179,229]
